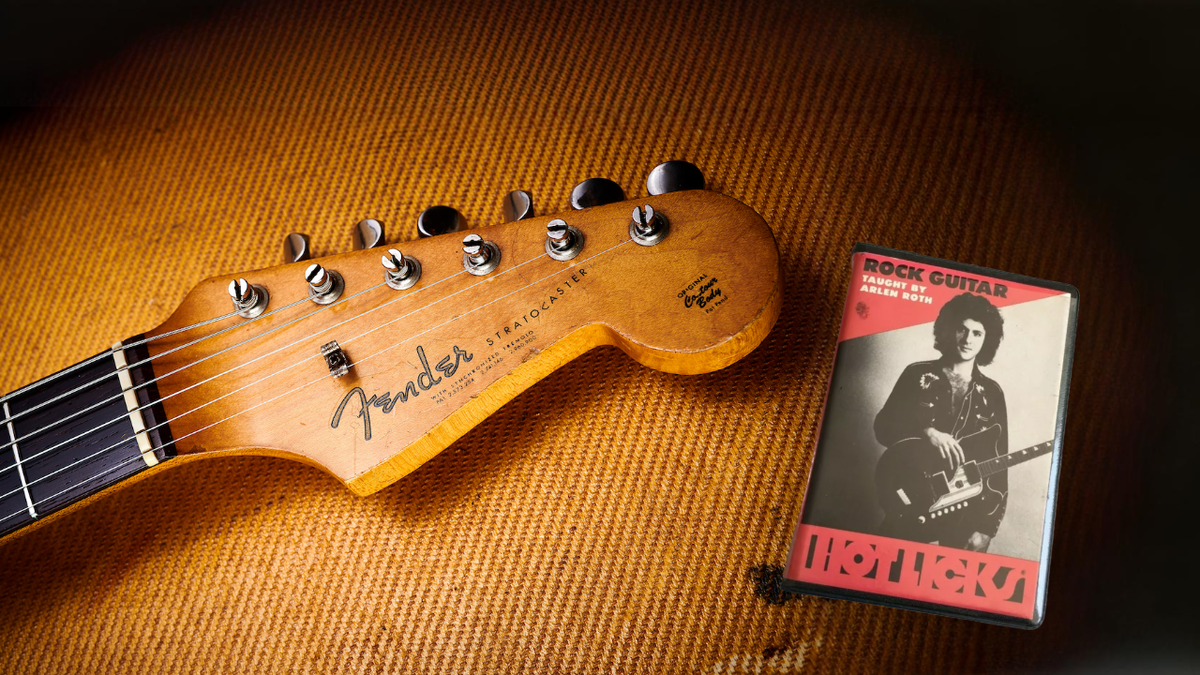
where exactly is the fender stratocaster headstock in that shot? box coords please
[147,176,781,496]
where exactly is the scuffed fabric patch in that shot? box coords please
[710,639,824,674]
[748,564,794,606]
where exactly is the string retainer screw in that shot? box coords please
[320,340,350,379]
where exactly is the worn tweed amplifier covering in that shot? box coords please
[0,0,1155,672]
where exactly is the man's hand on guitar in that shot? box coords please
[966,532,992,552]
[924,427,965,470]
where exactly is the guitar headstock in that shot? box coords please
[146,173,780,495]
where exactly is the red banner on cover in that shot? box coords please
[786,524,1038,620]
[839,252,1068,342]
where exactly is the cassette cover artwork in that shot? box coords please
[783,244,1078,628]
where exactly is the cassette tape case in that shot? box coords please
[783,244,1079,628]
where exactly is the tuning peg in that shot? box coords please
[569,178,624,210]
[462,233,501,275]
[305,263,344,304]
[284,233,311,263]
[646,160,705,195]
[381,248,421,290]
[503,190,535,222]
[545,218,584,261]
[630,204,669,246]
[228,278,269,319]
[353,218,386,250]
[417,206,466,238]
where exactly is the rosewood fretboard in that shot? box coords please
[0,337,174,538]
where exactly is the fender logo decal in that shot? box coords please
[330,344,473,441]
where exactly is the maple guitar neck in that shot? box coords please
[0,189,780,541]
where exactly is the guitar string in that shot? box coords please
[81,230,605,461]
[2,238,513,450]
[0,269,461,480]
[0,238,629,525]
[0,234,564,476]
[0,238,629,510]
[0,287,325,432]
[0,237,618,499]
[1,225,597,443]
[0,287,363,458]
[0,308,243,406]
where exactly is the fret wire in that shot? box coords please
[0,339,332,508]
[0,291,347,455]
[3,401,36,519]
[0,398,134,480]
[0,239,632,528]
[0,451,149,527]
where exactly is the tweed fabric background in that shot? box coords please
[0,0,1158,672]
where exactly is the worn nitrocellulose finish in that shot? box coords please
[0,0,1156,672]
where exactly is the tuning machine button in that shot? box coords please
[570,178,624,209]
[417,206,466,238]
[228,278,269,319]
[646,160,705,195]
[381,248,421,290]
[305,263,345,304]
[629,204,669,246]
[503,190,535,222]
[462,233,501,275]
[353,218,386,250]
[544,218,584,261]
[284,233,311,263]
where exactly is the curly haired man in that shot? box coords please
[874,292,1008,552]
